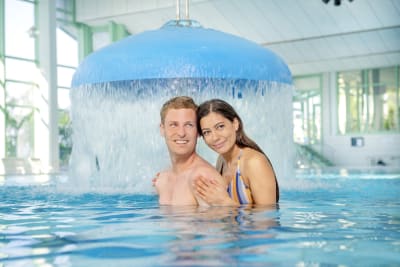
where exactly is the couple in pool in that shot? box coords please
[154,96,279,206]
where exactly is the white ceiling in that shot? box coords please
[75,0,400,76]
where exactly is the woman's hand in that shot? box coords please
[193,176,238,206]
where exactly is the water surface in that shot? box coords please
[1,171,399,266]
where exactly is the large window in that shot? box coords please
[1,0,79,167]
[3,81,35,157]
[2,0,36,158]
[337,66,399,134]
[55,2,128,167]
[293,75,322,146]
[4,0,36,60]
[56,0,78,167]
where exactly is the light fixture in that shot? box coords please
[322,0,354,5]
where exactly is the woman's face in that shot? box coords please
[199,112,238,155]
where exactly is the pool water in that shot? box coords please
[1,170,399,266]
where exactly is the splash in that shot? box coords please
[66,78,294,194]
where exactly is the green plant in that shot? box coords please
[0,104,34,157]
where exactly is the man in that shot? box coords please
[154,96,225,206]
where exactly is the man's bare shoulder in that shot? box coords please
[192,155,222,178]
[158,169,171,177]
[192,155,214,168]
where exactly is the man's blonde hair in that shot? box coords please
[160,96,198,124]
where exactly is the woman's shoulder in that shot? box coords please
[242,147,265,160]
[241,147,270,168]
[240,148,275,187]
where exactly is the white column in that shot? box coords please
[321,71,338,163]
[0,0,5,172]
[0,64,4,162]
[328,71,338,135]
[36,0,59,172]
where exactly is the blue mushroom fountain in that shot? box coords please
[70,20,294,192]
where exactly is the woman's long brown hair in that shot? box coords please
[197,99,279,202]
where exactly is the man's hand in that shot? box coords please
[152,172,160,187]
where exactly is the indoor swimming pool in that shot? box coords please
[1,168,399,266]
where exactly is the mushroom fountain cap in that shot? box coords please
[72,20,292,87]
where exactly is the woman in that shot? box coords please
[193,99,279,206]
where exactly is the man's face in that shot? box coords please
[160,108,198,157]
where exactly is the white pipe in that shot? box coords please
[176,0,180,20]
[185,0,189,19]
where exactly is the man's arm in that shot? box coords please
[154,171,171,204]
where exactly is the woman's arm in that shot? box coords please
[245,152,277,205]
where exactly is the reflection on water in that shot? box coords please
[1,174,399,266]
[146,205,280,266]
[0,187,282,266]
